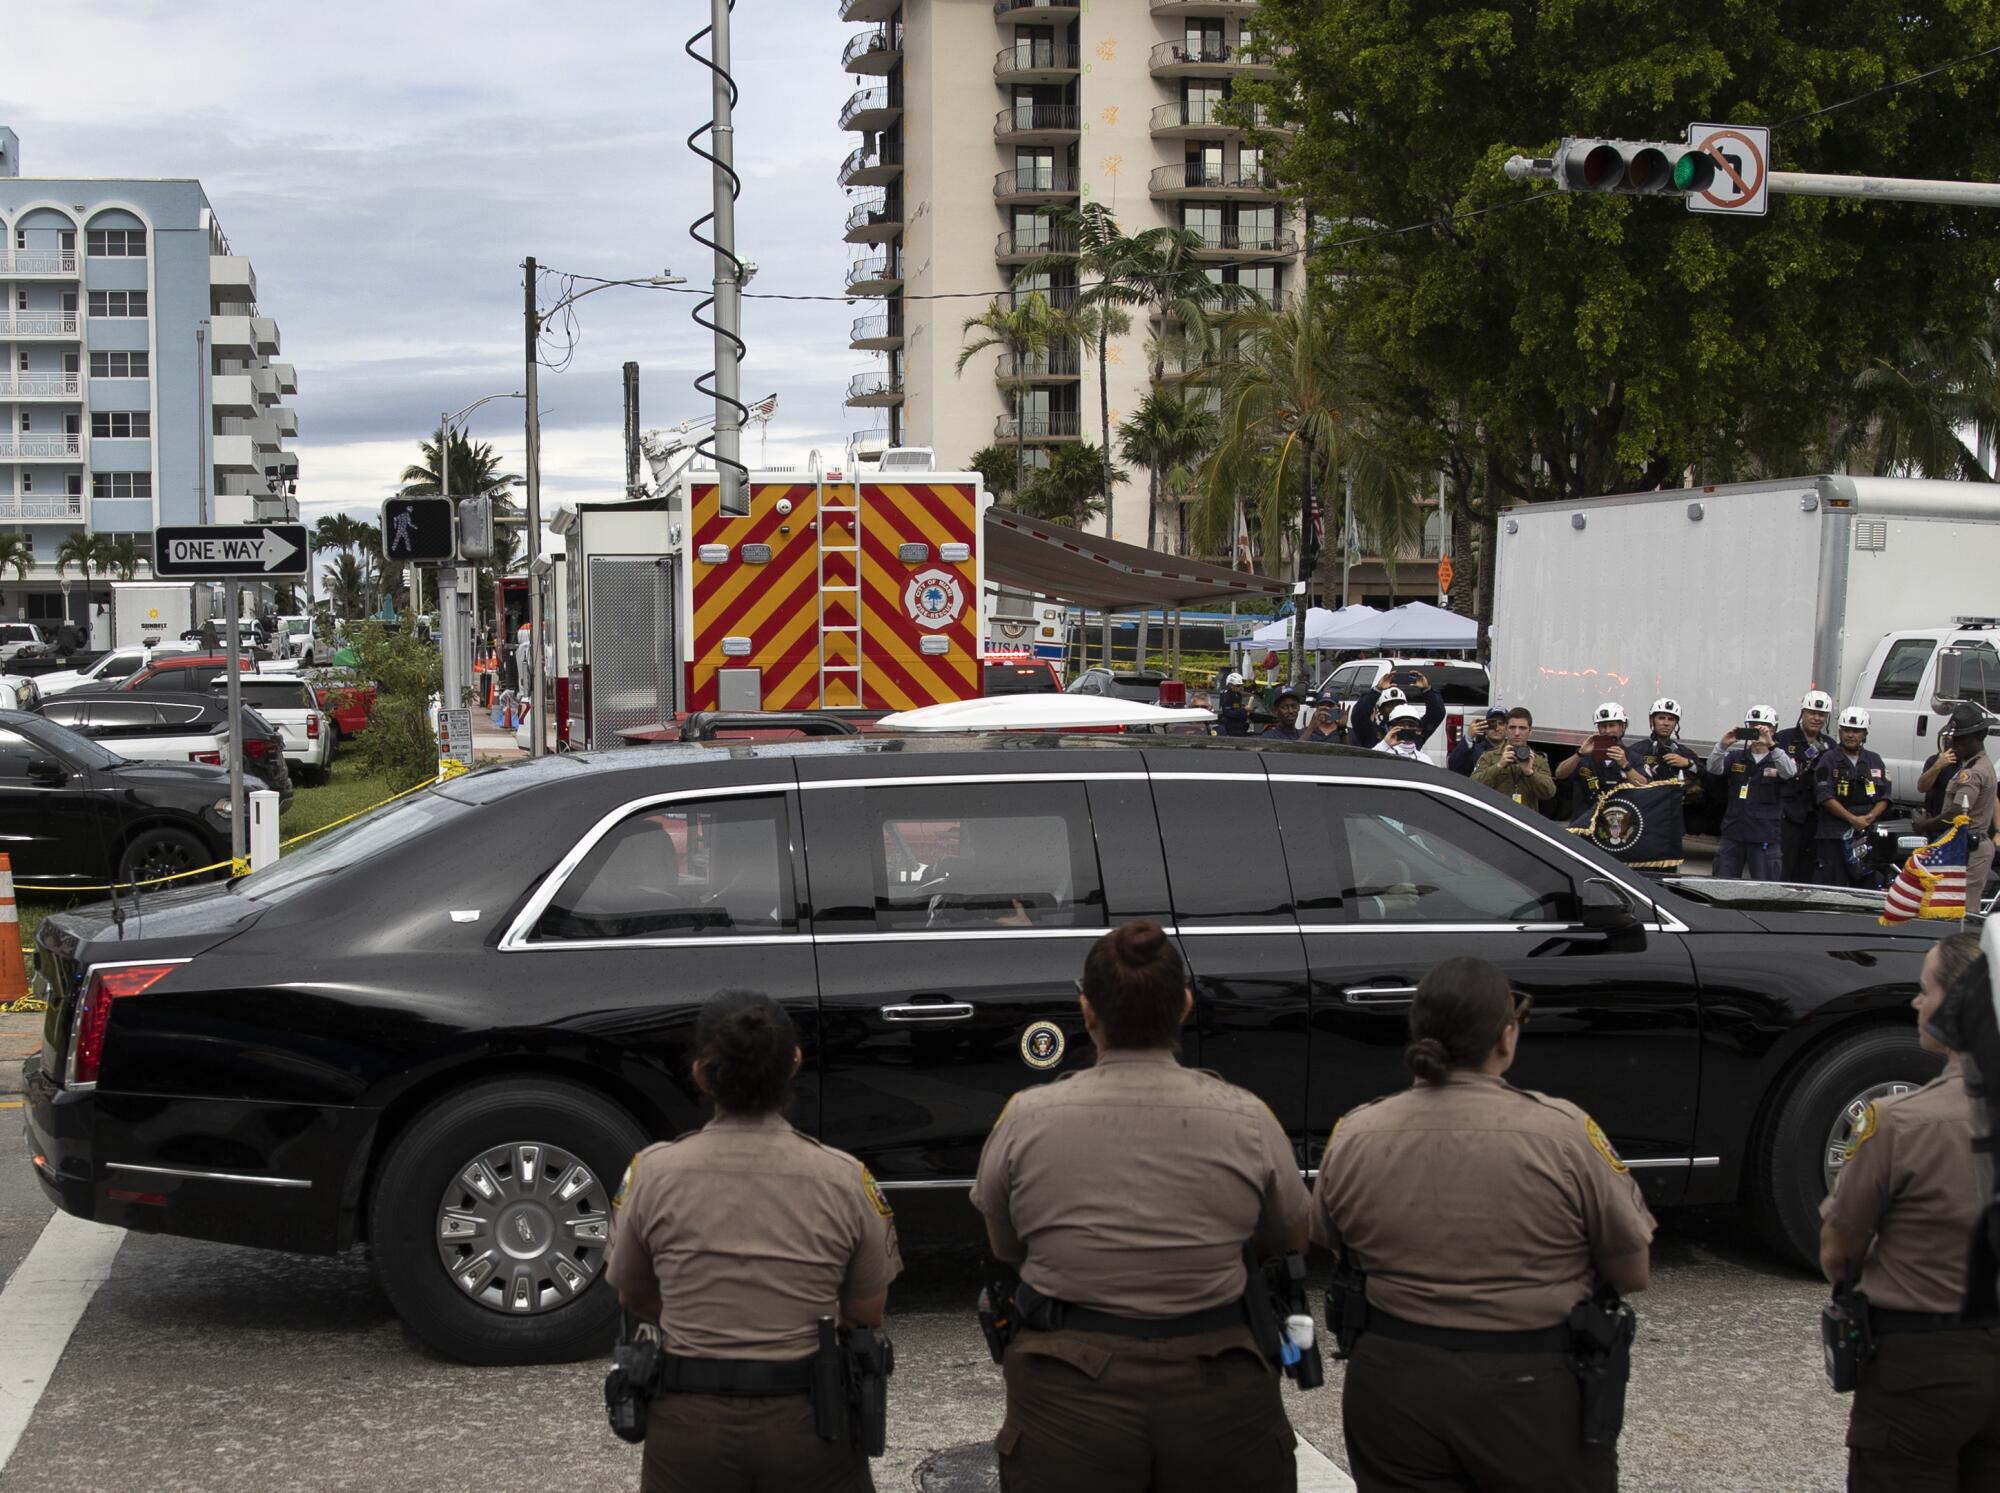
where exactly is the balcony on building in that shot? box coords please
[1149,38,1286,76]
[837,0,899,24]
[1188,225,1298,259]
[844,193,904,244]
[842,24,901,74]
[0,309,79,339]
[993,0,1080,18]
[840,140,903,188]
[846,370,904,407]
[0,247,79,278]
[0,492,84,521]
[0,433,81,460]
[211,434,258,473]
[995,226,1075,265]
[1150,98,1286,138]
[211,374,259,415]
[269,361,298,395]
[994,165,1080,203]
[0,372,80,400]
[252,316,281,356]
[839,86,901,132]
[850,313,904,351]
[996,348,1081,383]
[274,407,299,438]
[853,426,890,459]
[996,410,1081,441]
[846,254,904,295]
[209,255,257,310]
[994,40,1080,82]
[994,103,1080,145]
[210,314,255,354]
[1150,0,1257,13]
[1148,161,1279,198]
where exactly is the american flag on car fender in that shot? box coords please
[1879,815,1970,925]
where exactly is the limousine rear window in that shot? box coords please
[866,781,1104,932]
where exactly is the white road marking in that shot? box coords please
[0,1211,124,1473]
[1296,1433,1356,1491]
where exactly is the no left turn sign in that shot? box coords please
[1685,122,1769,217]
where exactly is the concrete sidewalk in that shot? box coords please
[0,1011,39,1097]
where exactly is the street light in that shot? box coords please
[520,262,685,758]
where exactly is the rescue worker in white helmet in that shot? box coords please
[1813,707,1892,888]
[1776,690,1838,882]
[1706,704,1796,880]
[1217,671,1251,738]
[1632,698,1698,784]
[1373,703,1438,766]
[1553,702,1646,813]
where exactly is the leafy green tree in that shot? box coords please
[347,620,444,785]
[101,535,141,581]
[326,552,367,621]
[54,533,113,610]
[0,531,32,583]
[1019,443,1125,531]
[1839,298,2000,479]
[968,444,1019,503]
[1119,390,1220,558]
[956,293,1063,495]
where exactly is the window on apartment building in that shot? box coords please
[1182,81,1225,127]
[91,472,153,501]
[89,351,150,378]
[87,290,148,318]
[19,474,31,494]
[1239,144,1268,185]
[65,475,83,499]
[1182,204,1224,246]
[1236,205,1277,249]
[12,230,22,250]
[85,229,148,257]
[91,412,151,439]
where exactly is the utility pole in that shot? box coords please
[223,582,244,861]
[706,0,747,514]
[192,321,208,632]
[523,256,545,758]
[438,413,459,722]
[1341,470,1354,608]
[623,361,641,499]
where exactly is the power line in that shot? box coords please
[1774,39,2000,133]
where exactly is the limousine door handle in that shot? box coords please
[879,1001,977,1023]
[1341,984,1419,1005]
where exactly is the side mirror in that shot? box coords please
[1934,648,1963,711]
[1578,877,1641,932]
[27,757,68,786]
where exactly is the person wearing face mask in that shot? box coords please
[1373,703,1439,766]
[1813,707,1892,888]
[1777,691,1838,882]
[1631,699,1698,785]
[1474,707,1556,809]
[1819,932,2000,1492]
[1706,705,1796,880]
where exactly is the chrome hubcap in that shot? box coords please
[1823,1081,1916,1192]
[434,1141,610,1314]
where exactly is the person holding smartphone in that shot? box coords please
[1705,705,1796,880]
[1350,668,1446,751]
[1450,708,1509,776]
[1553,702,1646,811]
[1474,707,1555,808]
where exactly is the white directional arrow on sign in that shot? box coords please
[152,523,311,579]
[255,527,303,572]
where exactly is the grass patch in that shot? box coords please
[282,768,405,843]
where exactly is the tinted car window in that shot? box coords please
[36,701,88,728]
[86,700,166,730]
[0,727,39,778]
[236,681,315,709]
[984,663,1058,695]
[1422,665,1489,705]
[1320,785,1575,924]
[8,713,123,771]
[535,795,795,941]
[864,781,1103,932]
[1870,638,1936,702]
[132,667,194,693]
[1152,777,1291,923]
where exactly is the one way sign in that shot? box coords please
[154,524,309,579]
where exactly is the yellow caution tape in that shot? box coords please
[0,998,46,1014]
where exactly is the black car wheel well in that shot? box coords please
[112,814,227,864]
[1736,1003,1916,1206]
[346,1057,671,1246]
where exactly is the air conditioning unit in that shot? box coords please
[878,446,936,471]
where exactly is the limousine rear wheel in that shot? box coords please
[370,1078,649,1366]
[1747,1026,1938,1269]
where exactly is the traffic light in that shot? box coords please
[1554,138,1710,194]
[380,497,456,563]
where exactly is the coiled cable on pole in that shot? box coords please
[686,0,751,503]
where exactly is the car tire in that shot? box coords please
[1746,1026,1942,1268]
[119,826,219,887]
[368,1077,649,1366]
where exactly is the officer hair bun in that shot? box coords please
[1403,957,1517,1085]
[695,988,798,1115]
[1082,920,1187,1054]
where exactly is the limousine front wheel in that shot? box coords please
[369,1078,650,1366]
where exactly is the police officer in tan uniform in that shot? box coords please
[1819,931,2000,1490]
[607,989,902,1493]
[1311,955,1655,1493]
[972,920,1310,1492]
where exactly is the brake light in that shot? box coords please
[244,737,274,763]
[191,750,222,766]
[67,963,178,1086]
[1445,711,1463,749]
[307,712,319,740]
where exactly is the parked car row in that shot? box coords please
[35,694,295,808]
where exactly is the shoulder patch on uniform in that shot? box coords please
[1843,1101,1878,1160]
[1585,1117,1628,1174]
[860,1165,894,1220]
[613,1154,638,1209]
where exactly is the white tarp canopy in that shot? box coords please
[1234,604,1380,654]
[1317,600,1477,651]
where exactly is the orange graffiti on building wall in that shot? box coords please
[1096,37,1118,61]
[1101,105,1120,126]
[1101,153,1123,177]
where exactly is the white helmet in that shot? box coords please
[1800,690,1834,714]
[1593,701,1628,726]
[1746,704,1779,727]
[1649,697,1681,720]
[1376,685,1407,708]
[1387,703,1426,726]
[1839,706,1870,731]
[1224,671,1243,686]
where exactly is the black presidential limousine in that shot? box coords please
[23,734,1950,1363]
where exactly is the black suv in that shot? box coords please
[24,734,1950,1365]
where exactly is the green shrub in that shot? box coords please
[348,621,443,786]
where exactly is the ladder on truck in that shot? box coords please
[817,478,863,708]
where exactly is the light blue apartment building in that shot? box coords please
[0,126,297,629]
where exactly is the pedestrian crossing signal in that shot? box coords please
[380,497,456,563]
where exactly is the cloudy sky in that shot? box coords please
[5,0,864,526]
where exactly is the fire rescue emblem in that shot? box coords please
[905,567,967,630]
[1020,1020,1066,1071]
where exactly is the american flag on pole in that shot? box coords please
[1879,815,1971,925]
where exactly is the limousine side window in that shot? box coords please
[534,794,795,941]
[865,781,1105,932]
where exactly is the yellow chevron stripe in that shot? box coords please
[857,557,975,705]
[694,524,818,636]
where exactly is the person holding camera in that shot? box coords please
[1311,956,1654,1493]
[1819,932,1999,1492]
[1705,705,1796,880]
[1450,708,1510,777]
[1373,702,1439,765]
[1300,693,1348,748]
[606,989,901,1493]
[1777,691,1838,881]
[1813,707,1892,888]
[1554,703,1646,811]
[1474,707,1556,809]
[1351,670,1446,751]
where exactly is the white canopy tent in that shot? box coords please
[1233,604,1380,655]
[1316,600,1477,652]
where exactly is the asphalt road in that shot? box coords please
[0,1158,1854,1493]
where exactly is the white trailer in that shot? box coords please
[1490,474,2000,804]
[109,582,194,650]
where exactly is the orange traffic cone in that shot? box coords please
[501,693,516,731]
[0,854,27,1009]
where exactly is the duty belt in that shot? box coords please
[1364,1308,1571,1355]
[655,1351,817,1397]
[1017,1284,1246,1341]
[1870,1308,2000,1336]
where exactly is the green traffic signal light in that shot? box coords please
[1673,151,1716,192]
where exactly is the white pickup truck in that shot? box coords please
[37,642,197,699]
[221,675,333,784]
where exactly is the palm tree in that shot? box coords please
[398,428,520,501]
[326,552,367,621]
[1019,443,1126,531]
[101,534,142,581]
[957,293,1063,496]
[968,444,1018,503]
[54,532,112,615]
[1026,203,1136,536]
[1838,301,2000,479]
[0,531,31,583]
[1119,391,1220,557]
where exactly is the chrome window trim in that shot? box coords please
[817,927,1110,944]
[1621,1157,1721,1170]
[797,772,1150,790]
[105,1161,312,1189]
[508,933,813,953]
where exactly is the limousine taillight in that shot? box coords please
[66,962,179,1087]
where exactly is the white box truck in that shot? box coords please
[1489,474,2000,805]
[109,582,194,650]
